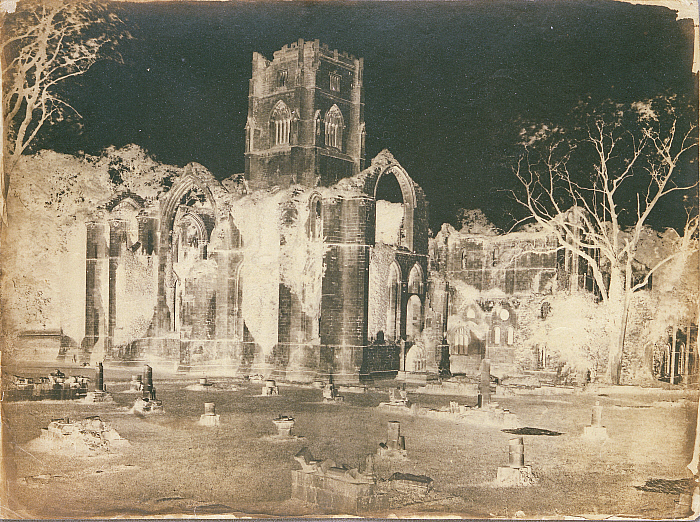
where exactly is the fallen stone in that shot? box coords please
[31,416,129,456]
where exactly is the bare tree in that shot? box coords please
[513,105,697,384]
[1,0,124,227]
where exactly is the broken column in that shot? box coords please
[143,365,154,398]
[95,362,104,392]
[478,358,491,407]
[508,437,525,468]
[378,421,406,457]
[199,402,220,427]
[82,362,112,402]
[496,437,535,486]
[583,401,608,439]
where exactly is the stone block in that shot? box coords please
[199,414,221,427]
[583,425,608,440]
[495,465,536,487]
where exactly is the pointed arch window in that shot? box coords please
[408,263,423,295]
[314,110,322,143]
[309,195,323,240]
[324,105,344,150]
[386,262,402,341]
[270,100,292,146]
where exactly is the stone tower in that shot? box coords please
[244,39,365,190]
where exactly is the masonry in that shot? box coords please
[83,41,429,383]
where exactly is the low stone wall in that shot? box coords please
[291,469,387,514]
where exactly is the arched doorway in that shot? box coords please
[405,344,426,373]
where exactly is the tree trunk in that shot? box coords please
[606,267,626,385]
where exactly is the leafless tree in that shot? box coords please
[513,107,697,384]
[1,0,124,227]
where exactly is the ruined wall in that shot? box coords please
[321,194,373,382]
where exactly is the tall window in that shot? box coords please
[324,105,343,150]
[278,69,288,88]
[407,295,422,340]
[330,73,341,92]
[386,263,401,341]
[451,326,470,355]
[309,196,323,240]
[314,110,322,140]
[270,100,292,146]
[408,264,423,295]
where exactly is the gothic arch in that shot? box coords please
[161,166,218,236]
[407,263,423,295]
[405,344,426,373]
[308,192,323,240]
[270,100,292,146]
[406,294,422,340]
[373,164,417,251]
[324,104,344,150]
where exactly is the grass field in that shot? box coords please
[2,364,697,518]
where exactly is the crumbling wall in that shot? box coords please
[368,243,396,340]
[522,291,607,382]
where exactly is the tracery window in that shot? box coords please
[278,69,288,88]
[270,100,292,146]
[451,326,470,355]
[324,105,343,150]
[330,73,341,92]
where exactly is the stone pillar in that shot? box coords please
[508,437,525,468]
[479,358,491,406]
[320,196,372,383]
[95,362,104,392]
[84,220,106,356]
[143,365,153,396]
[107,218,127,357]
[671,324,677,384]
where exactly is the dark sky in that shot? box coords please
[44,0,697,231]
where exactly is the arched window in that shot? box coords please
[324,105,344,150]
[408,264,423,295]
[493,326,501,345]
[314,110,322,142]
[386,263,402,341]
[309,195,323,240]
[270,100,292,146]
[406,295,422,340]
[450,326,470,355]
[507,326,515,345]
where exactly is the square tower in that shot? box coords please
[244,39,365,190]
